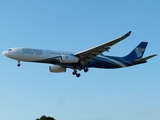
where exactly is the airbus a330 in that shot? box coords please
[2,31,157,77]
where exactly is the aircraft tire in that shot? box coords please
[84,68,89,72]
[17,63,21,67]
[76,73,81,77]
[72,71,77,75]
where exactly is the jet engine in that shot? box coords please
[60,55,79,63]
[49,65,66,73]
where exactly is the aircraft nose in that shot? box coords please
[2,49,19,60]
[2,51,7,55]
[2,51,9,57]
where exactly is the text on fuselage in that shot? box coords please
[22,48,43,55]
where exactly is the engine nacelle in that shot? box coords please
[49,65,66,73]
[60,55,79,63]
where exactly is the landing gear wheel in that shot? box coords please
[72,71,77,75]
[17,64,21,67]
[76,73,81,77]
[84,68,89,72]
[72,70,81,77]
[17,61,21,67]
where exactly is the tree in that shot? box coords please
[36,115,55,120]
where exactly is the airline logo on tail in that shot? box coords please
[135,47,145,58]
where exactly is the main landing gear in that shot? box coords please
[72,68,89,78]
[17,61,21,67]
[72,70,81,77]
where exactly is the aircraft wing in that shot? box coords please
[74,31,132,63]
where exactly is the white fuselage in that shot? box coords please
[2,47,73,62]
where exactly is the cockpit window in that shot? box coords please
[8,49,12,52]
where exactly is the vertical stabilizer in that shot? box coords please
[124,42,148,60]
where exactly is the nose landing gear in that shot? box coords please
[17,61,21,67]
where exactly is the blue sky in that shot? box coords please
[0,0,160,120]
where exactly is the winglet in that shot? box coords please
[124,31,132,37]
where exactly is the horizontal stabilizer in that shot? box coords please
[135,54,158,63]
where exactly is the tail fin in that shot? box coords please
[124,42,148,60]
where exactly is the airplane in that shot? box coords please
[2,31,157,77]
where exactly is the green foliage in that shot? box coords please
[36,115,55,120]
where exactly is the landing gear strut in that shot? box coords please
[72,70,81,78]
[17,61,21,67]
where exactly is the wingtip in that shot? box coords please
[124,31,132,37]
[153,54,158,57]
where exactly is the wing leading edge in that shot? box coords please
[74,31,132,63]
